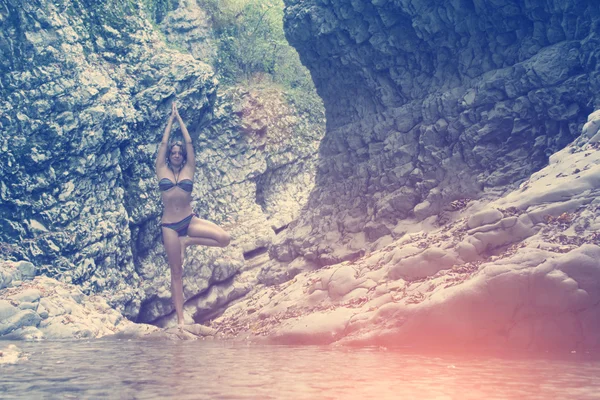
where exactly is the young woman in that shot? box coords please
[156,102,231,326]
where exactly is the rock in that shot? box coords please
[363,221,391,241]
[181,323,217,337]
[0,310,42,336]
[15,261,36,281]
[0,344,25,365]
[0,260,36,290]
[159,0,217,63]
[0,0,324,326]
[276,0,600,265]
[208,117,600,351]
[0,300,18,321]
[10,289,41,303]
[0,275,149,340]
[271,308,357,345]
[467,209,504,229]
[2,326,44,341]
[388,247,457,281]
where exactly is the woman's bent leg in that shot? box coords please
[182,217,231,250]
[162,227,185,325]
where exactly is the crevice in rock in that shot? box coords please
[243,246,268,260]
[273,224,289,235]
[188,273,243,324]
[254,173,268,214]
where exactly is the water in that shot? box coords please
[1,340,600,399]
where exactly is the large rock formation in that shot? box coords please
[0,0,324,324]
[0,259,158,340]
[274,0,600,266]
[211,112,600,350]
[0,0,216,314]
[4,0,600,352]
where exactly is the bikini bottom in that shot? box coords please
[161,213,195,237]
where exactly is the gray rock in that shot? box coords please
[0,310,42,336]
[276,0,600,266]
[15,262,36,281]
[0,300,18,322]
[10,289,41,304]
[0,0,324,326]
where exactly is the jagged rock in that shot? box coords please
[0,0,217,318]
[210,116,600,350]
[0,273,157,340]
[159,0,217,63]
[276,0,600,265]
[0,0,324,326]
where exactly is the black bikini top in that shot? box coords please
[159,178,193,192]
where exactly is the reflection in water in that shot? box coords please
[1,340,600,399]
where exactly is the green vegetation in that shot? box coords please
[198,0,314,90]
[140,0,180,24]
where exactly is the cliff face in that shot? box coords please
[0,0,217,312]
[276,0,600,265]
[0,0,324,321]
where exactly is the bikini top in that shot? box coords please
[159,178,193,193]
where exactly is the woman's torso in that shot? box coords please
[158,170,195,223]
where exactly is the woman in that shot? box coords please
[156,102,231,326]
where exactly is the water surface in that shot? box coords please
[1,340,600,399]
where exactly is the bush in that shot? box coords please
[198,0,313,90]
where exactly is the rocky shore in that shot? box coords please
[2,111,600,351]
[209,114,600,351]
[2,0,600,353]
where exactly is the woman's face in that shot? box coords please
[169,145,184,167]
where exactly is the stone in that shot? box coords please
[10,289,41,303]
[0,300,18,322]
[388,247,457,280]
[275,0,599,268]
[0,310,42,336]
[14,261,36,281]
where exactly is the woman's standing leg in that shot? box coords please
[162,227,185,325]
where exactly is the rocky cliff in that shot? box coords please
[0,0,324,324]
[274,0,600,266]
[4,0,600,351]
[212,113,600,351]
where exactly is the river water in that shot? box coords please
[1,339,600,399]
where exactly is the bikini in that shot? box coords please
[159,177,195,236]
[158,177,193,192]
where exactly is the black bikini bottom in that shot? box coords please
[161,213,195,236]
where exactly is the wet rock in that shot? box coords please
[0,344,25,365]
[0,310,42,336]
[0,274,144,340]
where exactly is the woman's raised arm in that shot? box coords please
[173,104,195,169]
[156,103,177,170]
